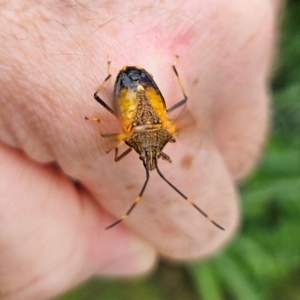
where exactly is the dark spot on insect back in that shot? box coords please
[180,154,194,170]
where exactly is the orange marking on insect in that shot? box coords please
[137,84,144,91]
[187,198,193,205]
[134,196,141,203]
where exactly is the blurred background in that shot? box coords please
[55,1,300,299]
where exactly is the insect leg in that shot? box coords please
[160,152,172,163]
[114,147,132,162]
[167,56,188,114]
[94,61,115,115]
[156,165,224,230]
[85,117,124,139]
[105,166,150,230]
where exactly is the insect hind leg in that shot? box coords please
[167,56,188,114]
[94,61,115,115]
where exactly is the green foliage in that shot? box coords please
[55,264,198,300]
[56,1,300,299]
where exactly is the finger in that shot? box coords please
[159,2,275,180]
[0,143,156,300]
[82,137,239,259]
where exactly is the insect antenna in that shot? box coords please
[156,165,225,230]
[105,165,150,230]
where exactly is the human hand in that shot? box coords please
[0,1,279,299]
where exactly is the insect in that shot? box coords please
[85,56,224,230]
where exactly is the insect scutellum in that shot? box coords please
[85,56,224,231]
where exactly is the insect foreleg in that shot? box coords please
[114,147,132,162]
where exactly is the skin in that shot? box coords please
[0,0,281,299]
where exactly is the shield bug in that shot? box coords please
[85,56,224,230]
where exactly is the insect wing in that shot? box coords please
[112,67,167,130]
[167,103,205,149]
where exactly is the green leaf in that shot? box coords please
[188,260,222,300]
[214,253,261,300]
